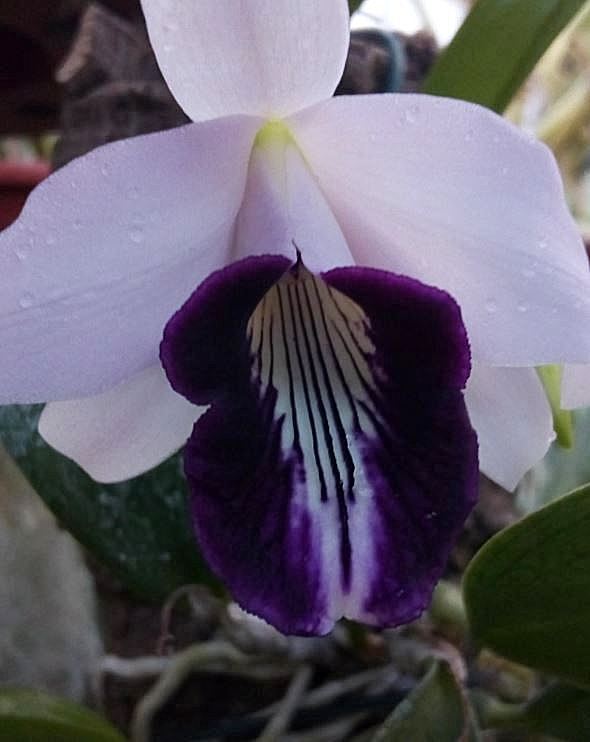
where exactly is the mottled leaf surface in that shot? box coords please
[0,404,213,600]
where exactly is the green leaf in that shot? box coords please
[0,689,126,742]
[348,0,363,14]
[372,661,478,741]
[423,0,586,112]
[0,404,214,600]
[464,484,590,687]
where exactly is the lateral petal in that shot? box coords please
[0,116,259,403]
[161,256,478,634]
[290,94,590,365]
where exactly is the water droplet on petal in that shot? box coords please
[500,166,509,176]
[522,267,535,279]
[72,219,83,231]
[485,298,497,314]
[129,226,144,244]
[100,163,110,177]
[465,128,474,142]
[517,301,528,313]
[19,292,35,309]
[46,234,56,246]
[538,237,548,250]
[14,246,27,262]
[404,106,418,124]
[47,286,66,301]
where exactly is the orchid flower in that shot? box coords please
[2,0,590,634]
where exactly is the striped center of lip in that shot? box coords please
[246,259,384,591]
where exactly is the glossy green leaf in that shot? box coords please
[0,689,126,742]
[424,0,585,112]
[372,661,478,741]
[464,485,590,687]
[0,404,214,600]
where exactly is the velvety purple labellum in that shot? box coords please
[161,255,478,636]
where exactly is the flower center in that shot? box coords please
[253,119,294,149]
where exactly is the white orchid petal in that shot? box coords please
[290,95,590,365]
[0,116,260,403]
[39,365,201,483]
[233,138,353,271]
[561,364,590,409]
[141,0,350,121]
[466,365,554,490]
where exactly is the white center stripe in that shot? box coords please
[246,259,385,603]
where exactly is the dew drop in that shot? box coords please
[404,106,418,124]
[72,219,83,231]
[100,163,110,177]
[129,226,144,244]
[538,237,548,250]
[517,301,528,313]
[465,128,474,142]
[500,165,509,176]
[46,234,56,246]
[47,286,66,301]
[14,246,27,262]
[485,298,497,314]
[425,510,438,520]
[522,267,535,279]
[19,292,35,309]
[163,42,173,53]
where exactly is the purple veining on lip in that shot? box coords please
[161,255,478,635]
